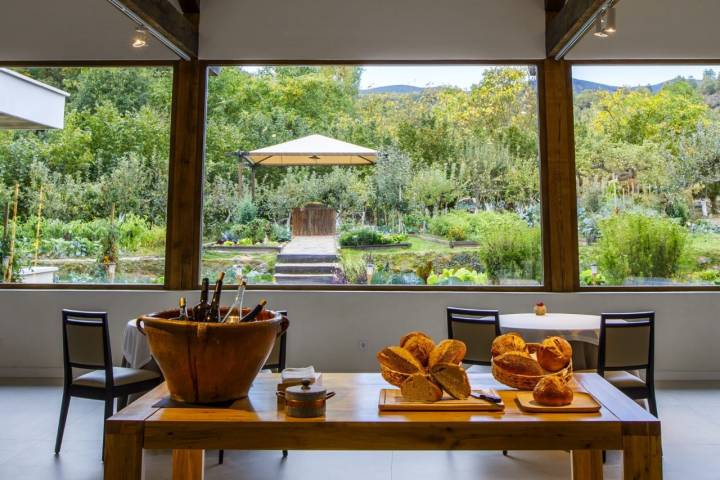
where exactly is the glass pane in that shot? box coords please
[0,67,172,285]
[201,65,542,287]
[574,65,720,287]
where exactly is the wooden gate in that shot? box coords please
[291,204,336,236]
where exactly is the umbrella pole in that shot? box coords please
[4,183,19,282]
[250,165,256,202]
[238,161,244,200]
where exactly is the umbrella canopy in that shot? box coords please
[0,68,68,130]
[246,134,377,166]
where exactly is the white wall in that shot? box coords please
[198,0,546,60]
[0,289,717,380]
[568,0,720,60]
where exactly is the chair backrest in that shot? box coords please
[264,310,287,372]
[61,309,113,387]
[598,311,655,380]
[447,307,501,366]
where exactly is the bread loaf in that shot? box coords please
[428,339,467,367]
[493,351,544,376]
[429,363,471,400]
[380,365,410,387]
[400,331,435,367]
[532,376,573,406]
[491,333,527,357]
[377,346,423,374]
[400,373,443,402]
[536,336,573,372]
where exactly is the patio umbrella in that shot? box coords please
[246,134,378,166]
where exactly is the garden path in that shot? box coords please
[274,235,339,284]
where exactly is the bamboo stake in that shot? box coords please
[33,185,44,267]
[4,183,19,282]
[2,201,8,245]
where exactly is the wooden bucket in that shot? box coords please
[137,308,289,403]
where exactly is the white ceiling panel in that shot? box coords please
[199,0,546,61]
[568,0,720,60]
[1,0,179,61]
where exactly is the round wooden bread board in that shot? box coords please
[378,389,505,411]
[515,391,601,413]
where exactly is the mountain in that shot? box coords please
[359,85,425,95]
[572,78,618,93]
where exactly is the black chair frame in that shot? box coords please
[598,311,657,417]
[447,307,501,366]
[55,310,162,456]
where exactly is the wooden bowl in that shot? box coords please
[137,307,289,403]
[491,344,573,390]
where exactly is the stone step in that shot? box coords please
[274,262,338,274]
[274,273,337,285]
[276,253,338,264]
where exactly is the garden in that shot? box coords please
[0,65,718,286]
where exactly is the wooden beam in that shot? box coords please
[538,59,580,292]
[546,0,607,58]
[165,61,207,289]
[111,0,198,59]
[176,0,200,14]
[545,0,567,12]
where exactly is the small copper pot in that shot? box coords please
[277,379,335,418]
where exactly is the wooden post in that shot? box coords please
[237,158,244,200]
[4,183,20,282]
[33,185,44,267]
[538,59,580,292]
[249,164,256,202]
[165,59,208,290]
[172,449,205,480]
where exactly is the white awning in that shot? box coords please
[0,68,69,130]
[246,134,378,166]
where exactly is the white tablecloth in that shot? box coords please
[122,319,153,369]
[499,313,601,345]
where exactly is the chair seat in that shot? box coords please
[73,367,160,388]
[603,370,646,389]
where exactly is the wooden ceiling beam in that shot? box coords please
[176,0,200,14]
[109,0,198,59]
[545,0,567,13]
[546,0,609,59]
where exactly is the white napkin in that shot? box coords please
[281,366,316,382]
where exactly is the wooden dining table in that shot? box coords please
[104,372,661,480]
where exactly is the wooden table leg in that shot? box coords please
[623,434,662,480]
[571,450,603,480]
[172,449,205,480]
[104,428,143,480]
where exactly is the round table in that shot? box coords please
[499,313,601,370]
[122,319,154,369]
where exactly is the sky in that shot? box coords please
[242,64,720,90]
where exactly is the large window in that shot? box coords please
[0,66,172,285]
[574,65,720,287]
[201,65,542,287]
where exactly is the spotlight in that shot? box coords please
[603,7,616,34]
[132,26,149,48]
[593,18,609,38]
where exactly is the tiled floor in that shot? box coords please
[1,380,719,479]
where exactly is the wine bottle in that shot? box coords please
[240,299,267,323]
[192,277,210,322]
[204,272,225,323]
[178,296,189,320]
[222,279,246,323]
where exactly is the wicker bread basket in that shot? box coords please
[491,343,573,390]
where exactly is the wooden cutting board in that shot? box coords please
[378,389,505,412]
[515,391,601,413]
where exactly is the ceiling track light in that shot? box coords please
[554,0,614,59]
[132,26,149,48]
[593,5,617,38]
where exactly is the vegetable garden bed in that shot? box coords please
[341,242,411,250]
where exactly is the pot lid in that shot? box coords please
[285,379,327,399]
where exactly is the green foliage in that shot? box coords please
[580,269,606,286]
[477,226,541,284]
[427,267,487,286]
[339,228,407,247]
[596,213,687,284]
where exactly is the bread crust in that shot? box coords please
[491,333,527,357]
[536,336,573,372]
[532,376,573,406]
[377,346,423,374]
[493,351,544,376]
[400,373,443,402]
[428,339,467,367]
[429,363,471,400]
[380,365,411,387]
[400,331,436,367]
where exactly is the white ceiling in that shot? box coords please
[0,0,179,61]
[198,0,546,60]
[568,0,720,60]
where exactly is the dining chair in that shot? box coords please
[598,311,657,417]
[55,309,162,456]
[219,310,288,465]
[447,307,501,366]
[446,307,507,456]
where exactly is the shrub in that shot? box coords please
[477,226,540,284]
[339,228,407,247]
[236,197,258,224]
[427,268,488,285]
[596,213,687,284]
[270,224,291,242]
